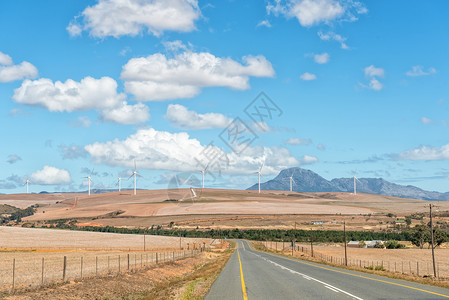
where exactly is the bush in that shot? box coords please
[384,240,406,249]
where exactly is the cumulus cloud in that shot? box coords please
[67,0,201,38]
[100,102,150,124]
[166,104,231,129]
[0,51,38,83]
[30,166,72,185]
[406,66,437,77]
[121,52,275,101]
[313,52,329,64]
[13,77,124,112]
[84,128,298,175]
[7,154,21,164]
[284,138,312,145]
[300,154,319,164]
[300,72,317,80]
[267,0,366,27]
[318,31,349,49]
[13,76,148,124]
[58,144,88,160]
[394,144,449,161]
[361,65,384,91]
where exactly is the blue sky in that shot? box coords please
[1,0,449,194]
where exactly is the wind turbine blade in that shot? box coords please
[90,168,95,176]
[259,161,265,173]
[128,174,134,180]
[134,159,137,171]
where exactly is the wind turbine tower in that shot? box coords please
[25,179,30,194]
[118,177,122,192]
[288,171,297,192]
[83,169,94,196]
[200,164,209,189]
[353,170,361,195]
[255,161,265,194]
[128,160,142,196]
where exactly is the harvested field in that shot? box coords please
[0,249,199,292]
[0,227,211,251]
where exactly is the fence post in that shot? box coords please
[12,258,15,292]
[108,256,110,273]
[156,253,158,264]
[63,256,67,281]
[417,262,419,277]
[118,255,121,273]
[409,261,411,274]
[134,254,136,269]
[141,254,143,267]
[42,257,45,286]
[127,254,130,271]
[96,256,98,276]
[173,251,175,262]
[81,257,83,279]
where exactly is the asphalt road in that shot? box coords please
[205,240,449,300]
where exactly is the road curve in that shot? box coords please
[205,240,449,300]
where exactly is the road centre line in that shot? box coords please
[248,251,363,300]
[245,241,449,299]
[237,243,248,300]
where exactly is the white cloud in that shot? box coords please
[166,104,231,129]
[300,72,317,80]
[13,76,148,124]
[0,52,38,83]
[68,0,201,38]
[421,116,433,124]
[162,40,188,52]
[13,77,124,112]
[100,102,150,124]
[30,166,72,185]
[267,0,366,27]
[313,52,329,64]
[285,138,312,145]
[396,144,449,161]
[318,31,349,49]
[0,52,13,65]
[406,66,437,77]
[300,154,319,164]
[121,52,275,101]
[257,20,272,28]
[364,65,384,78]
[85,128,299,175]
[317,143,325,150]
[361,65,384,91]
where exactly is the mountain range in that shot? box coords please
[247,167,449,201]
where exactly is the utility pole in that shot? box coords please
[310,230,314,257]
[430,204,437,278]
[344,221,347,266]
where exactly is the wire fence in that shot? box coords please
[1,249,202,292]
[259,241,447,279]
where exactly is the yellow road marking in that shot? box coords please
[237,243,248,300]
[245,241,449,299]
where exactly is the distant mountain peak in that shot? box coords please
[247,167,449,201]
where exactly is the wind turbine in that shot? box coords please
[255,161,265,194]
[353,170,362,195]
[83,169,94,196]
[128,160,142,196]
[288,170,297,192]
[117,177,122,192]
[25,179,30,194]
[200,164,209,189]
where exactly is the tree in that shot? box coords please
[410,225,429,249]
